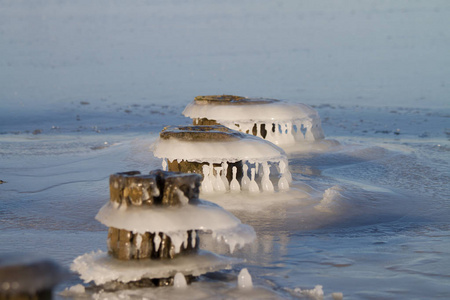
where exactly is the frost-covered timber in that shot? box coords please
[104,170,201,260]
[72,170,256,287]
[183,95,325,147]
[0,254,66,300]
[152,125,292,193]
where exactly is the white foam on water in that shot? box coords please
[294,285,324,300]
[315,186,348,213]
[283,139,342,155]
[332,292,344,300]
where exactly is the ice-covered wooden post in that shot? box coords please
[107,170,201,260]
[189,95,276,137]
[0,255,65,300]
[158,125,244,183]
[153,125,292,193]
[72,168,257,288]
[183,95,325,147]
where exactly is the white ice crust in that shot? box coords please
[96,200,256,253]
[71,250,239,285]
[183,100,325,146]
[152,134,287,164]
[183,100,319,123]
[97,200,239,233]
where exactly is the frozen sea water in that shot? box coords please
[1,102,448,300]
[1,1,450,299]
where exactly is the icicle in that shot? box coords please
[168,231,185,254]
[221,162,230,191]
[305,122,314,140]
[241,164,250,191]
[184,232,189,249]
[201,165,214,193]
[261,162,274,192]
[230,166,240,192]
[237,268,253,290]
[255,123,260,137]
[192,231,196,248]
[174,272,187,288]
[154,234,161,252]
[249,168,259,193]
[213,167,226,192]
[209,163,216,188]
[282,158,293,183]
[135,233,143,250]
[279,160,286,174]
[294,121,304,140]
[162,159,168,171]
[266,122,274,140]
[244,123,253,135]
[278,160,290,191]
[284,122,295,144]
[119,199,128,211]
[273,122,280,139]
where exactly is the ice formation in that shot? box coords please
[72,250,238,286]
[182,95,325,147]
[152,125,292,193]
[173,272,187,288]
[96,200,256,253]
[237,268,253,290]
[60,284,86,297]
[295,285,324,300]
[71,170,256,288]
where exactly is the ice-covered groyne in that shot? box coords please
[71,170,256,288]
[152,125,292,193]
[0,254,66,300]
[182,95,325,147]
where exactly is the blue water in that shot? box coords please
[1,1,449,299]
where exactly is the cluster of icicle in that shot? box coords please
[196,160,291,193]
[183,98,325,146]
[223,119,323,146]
